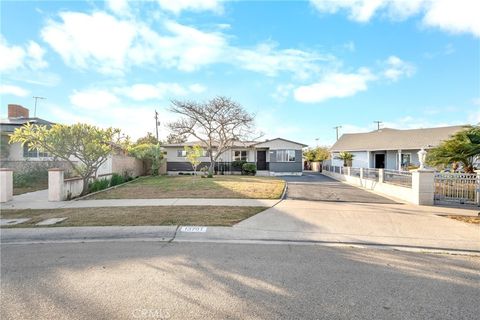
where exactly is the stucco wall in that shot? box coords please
[111,154,144,177]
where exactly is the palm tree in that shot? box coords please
[426,126,480,173]
[336,152,355,167]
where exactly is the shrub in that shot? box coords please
[232,160,246,171]
[207,173,213,178]
[242,163,257,175]
[88,178,110,193]
[110,173,125,187]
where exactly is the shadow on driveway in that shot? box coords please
[285,173,398,204]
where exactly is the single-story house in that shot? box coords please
[329,125,466,170]
[1,104,55,163]
[163,138,307,176]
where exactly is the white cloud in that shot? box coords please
[0,36,48,73]
[234,42,336,80]
[40,10,336,79]
[41,12,227,74]
[41,12,137,74]
[383,55,416,81]
[114,82,206,101]
[311,0,480,37]
[0,84,30,97]
[272,84,294,102]
[294,68,375,103]
[70,89,120,110]
[106,0,130,16]
[157,0,223,14]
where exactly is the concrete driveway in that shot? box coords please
[284,172,398,204]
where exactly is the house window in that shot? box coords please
[401,153,411,166]
[23,143,48,158]
[177,149,187,157]
[276,150,296,162]
[233,150,248,161]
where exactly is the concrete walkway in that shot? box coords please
[1,190,280,209]
[2,200,479,253]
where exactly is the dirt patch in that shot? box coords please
[447,215,480,225]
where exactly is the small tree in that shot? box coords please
[128,143,163,175]
[336,152,354,167]
[426,126,480,173]
[168,96,255,174]
[304,146,330,162]
[136,132,158,145]
[184,145,203,176]
[10,123,122,195]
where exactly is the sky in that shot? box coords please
[0,0,479,147]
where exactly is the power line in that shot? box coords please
[32,96,46,117]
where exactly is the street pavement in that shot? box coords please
[1,241,479,320]
[284,172,398,203]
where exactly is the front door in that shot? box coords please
[257,150,267,170]
[375,154,385,168]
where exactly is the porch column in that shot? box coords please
[366,151,371,168]
[397,149,402,171]
[0,168,13,203]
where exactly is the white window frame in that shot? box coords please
[401,153,411,166]
[177,149,187,157]
[233,150,248,161]
[23,143,49,158]
[276,149,296,162]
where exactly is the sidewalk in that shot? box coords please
[2,199,479,253]
[1,190,280,210]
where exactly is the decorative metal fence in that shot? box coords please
[383,169,413,188]
[363,168,379,180]
[434,173,479,205]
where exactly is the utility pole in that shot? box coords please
[374,121,382,131]
[32,96,46,117]
[154,110,160,142]
[333,126,342,141]
[315,138,319,147]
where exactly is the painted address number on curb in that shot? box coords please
[180,226,207,233]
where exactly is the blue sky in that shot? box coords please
[1,0,479,146]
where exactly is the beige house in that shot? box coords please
[330,125,465,170]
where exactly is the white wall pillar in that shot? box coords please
[378,168,384,183]
[48,168,65,201]
[0,168,13,203]
[412,169,435,205]
[359,167,364,180]
[398,149,402,171]
[347,167,351,176]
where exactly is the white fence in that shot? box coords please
[322,165,434,205]
[434,173,479,205]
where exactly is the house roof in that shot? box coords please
[251,137,308,148]
[162,140,258,148]
[163,137,307,148]
[330,125,467,152]
[0,117,54,133]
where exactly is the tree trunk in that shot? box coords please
[209,153,215,174]
[81,175,90,196]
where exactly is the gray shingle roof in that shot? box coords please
[330,125,467,152]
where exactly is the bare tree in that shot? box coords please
[168,96,255,173]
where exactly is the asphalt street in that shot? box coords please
[1,241,479,320]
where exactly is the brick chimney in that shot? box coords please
[8,104,29,119]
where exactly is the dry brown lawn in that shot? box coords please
[86,175,285,199]
[0,206,266,228]
[447,215,480,224]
